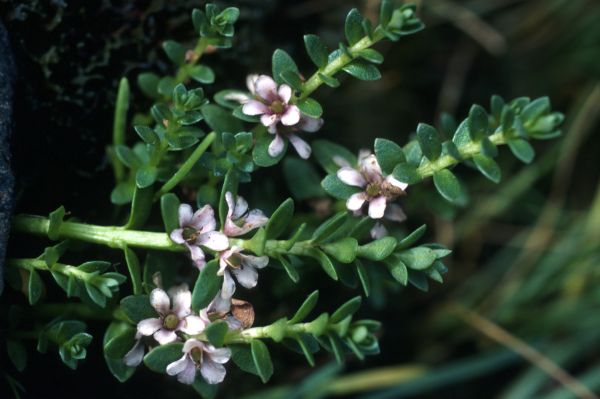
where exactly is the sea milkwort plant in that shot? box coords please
[2,1,565,397]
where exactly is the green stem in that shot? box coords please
[154,131,216,200]
[416,131,507,178]
[299,29,385,100]
[7,258,91,282]
[110,77,130,183]
[224,322,311,344]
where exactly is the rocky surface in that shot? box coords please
[0,21,16,294]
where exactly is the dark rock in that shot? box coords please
[0,20,16,294]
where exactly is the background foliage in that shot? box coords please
[1,0,599,397]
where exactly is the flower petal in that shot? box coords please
[385,175,409,191]
[278,84,292,103]
[197,231,229,251]
[288,134,311,159]
[150,288,170,314]
[192,205,216,233]
[123,340,145,367]
[205,346,231,364]
[181,315,206,335]
[201,359,227,384]
[154,329,178,345]
[337,167,366,187]
[246,74,259,94]
[222,91,251,104]
[209,290,232,314]
[166,354,191,376]
[384,203,407,222]
[183,338,205,353]
[255,75,278,102]
[281,105,301,126]
[242,100,269,116]
[188,244,205,263]
[225,191,235,220]
[346,192,367,211]
[268,134,285,157]
[298,115,323,132]
[172,288,192,317]
[177,362,197,385]
[178,204,194,227]
[169,228,185,244]
[137,318,162,336]
[241,254,269,269]
[231,266,259,289]
[368,196,387,219]
[332,155,351,168]
[261,113,278,127]
[361,154,383,181]
[221,271,236,300]
[232,195,249,220]
[370,223,388,239]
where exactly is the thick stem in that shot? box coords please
[299,29,385,100]
[154,131,216,200]
[224,322,311,344]
[7,258,92,282]
[110,78,130,183]
[416,131,507,178]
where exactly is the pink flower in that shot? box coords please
[169,204,229,269]
[136,286,207,345]
[166,339,231,385]
[240,74,323,159]
[123,332,146,367]
[218,246,269,302]
[336,150,408,219]
[223,192,268,237]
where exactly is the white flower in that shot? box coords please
[166,339,231,385]
[136,286,207,345]
[123,332,146,367]
[337,150,408,219]
[169,204,229,269]
[223,192,268,237]
[236,74,323,159]
[218,246,269,302]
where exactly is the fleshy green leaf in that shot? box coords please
[331,296,361,323]
[397,247,437,270]
[280,70,303,92]
[189,65,215,84]
[313,139,357,174]
[321,175,360,200]
[266,198,294,239]
[272,49,299,85]
[508,139,535,164]
[357,48,384,64]
[205,320,228,347]
[304,34,328,68]
[416,123,442,161]
[124,246,143,295]
[251,340,274,383]
[289,290,319,324]
[297,97,323,118]
[468,104,489,140]
[345,9,364,46]
[144,343,184,373]
[120,295,156,323]
[28,269,43,305]
[473,154,501,183]
[162,40,186,66]
[312,212,349,243]
[433,169,461,203]
[321,237,358,264]
[374,138,405,175]
[253,135,287,167]
[191,260,223,311]
[357,237,397,261]
[308,249,338,280]
[160,193,180,233]
[392,163,421,185]
[342,60,381,81]
[48,206,66,241]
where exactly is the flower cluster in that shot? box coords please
[126,193,270,385]
[227,74,323,159]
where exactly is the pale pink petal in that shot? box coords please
[268,134,285,157]
[137,318,162,336]
[358,149,373,164]
[181,315,206,335]
[183,339,205,353]
[205,346,231,364]
[224,209,268,236]
[246,74,259,94]
[384,204,406,222]
[337,167,366,187]
[231,266,259,289]
[368,196,387,219]
[169,229,185,244]
[232,196,249,220]
[333,155,351,168]
[298,115,323,132]
[188,245,205,263]
[166,354,191,376]
[192,205,216,233]
[224,315,242,330]
[255,75,278,101]
[361,154,383,182]
[241,254,269,269]
[261,113,278,127]
[150,288,170,314]
[123,340,144,367]
[221,271,236,300]
[242,100,269,116]
[385,175,409,191]
[281,105,301,126]
[178,204,194,226]
[267,123,278,134]
[209,290,231,314]
[278,84,292,103]
[172,288,192,317]
[225,192,235,220]
[193,257,207,270]
[201,359,227,384]
[154,329,178,345]
[288,134,311,159]
[197,231,229,251]
[347,192,367,211]
[218,249,235,275]
[177,362,198,384]
[370,223,388,239]
[223,91,250,104]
